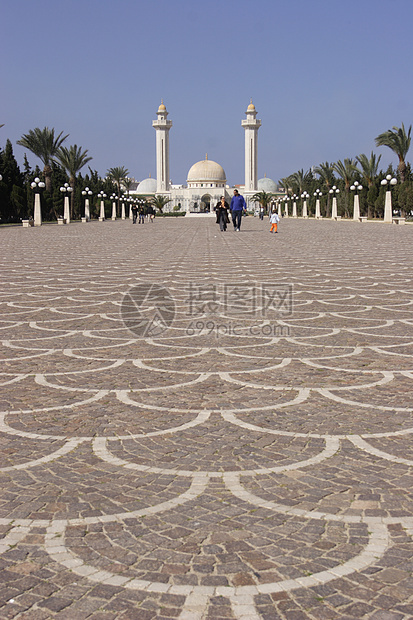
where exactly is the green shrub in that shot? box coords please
[159,211,186,217]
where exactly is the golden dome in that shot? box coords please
[247,99,256,111]
[157,100,166,112]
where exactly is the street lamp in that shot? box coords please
[59,182,73,223]
[110,194,117,220]
[292,194,298,218]
[121,194,126,220]
[97,192,107,221]
[314,188,322,219]
[329,186,340,219]
[81,187,93,221]
[350,181,363,220]
[381,174,397,223]
[283,195,290,217]
[127,197,133,220]
[30,177,45,226]
[301,191,310,218]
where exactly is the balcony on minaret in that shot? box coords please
[242,100,261,130]
[152,100,173,129]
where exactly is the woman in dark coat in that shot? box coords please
[215,196,230,231]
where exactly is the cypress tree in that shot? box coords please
[0,139,25,222]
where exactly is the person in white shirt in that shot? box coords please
[270,211,280,233]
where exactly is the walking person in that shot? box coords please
[131,203,138,224]
[270,210,280,233]
[138,204,145,224]
[215,196,230,231]
[230,189,246,231]
[259,205,264,220]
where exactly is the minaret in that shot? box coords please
[152,100,172,193]
[241,100,261,192]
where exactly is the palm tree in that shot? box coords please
[278,176,293,195]
[17,127,68,193]
[356,152,381,186]
[332,158,358,217]
[356,152,381,218]
[375,123,411,183]
[250,190,276,214]
[123,177,134,196]
[55,145,93,218]
[107,166,129,216]
[289,169,313,196]
[314,162,335,217]
[149,195,172,213]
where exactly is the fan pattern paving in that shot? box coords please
[1,218,413,619]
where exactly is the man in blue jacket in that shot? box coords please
[230,189,247,231]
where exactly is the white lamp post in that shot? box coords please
[121,195,126,220]
[283,196,290,217]
[350,181,363,220]
[381,174,397,223]
[81,187,93,221]
[60,183,73,223]
[301,191,309,218]
[111,194,117,220]
[97,192,106,221]
[314,188,322,219]
[292,194,298,218]
[329,186,340,219]
[30,177,45,226]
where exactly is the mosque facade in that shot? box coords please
[132,101,281,213]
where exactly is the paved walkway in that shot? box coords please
[1,217,413,619]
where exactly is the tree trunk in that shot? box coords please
[326,194,331,218]
[398,159,406,183]
[70,176,75,219]
[44,164,52,194]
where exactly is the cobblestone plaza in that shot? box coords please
[1,217,413,619]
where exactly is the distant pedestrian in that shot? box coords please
[138,204,145,224]
[259,206,264,220]
[131,204,138,224]
[215,196,230,231]
[270,211,280,233]
[230,189,246,231]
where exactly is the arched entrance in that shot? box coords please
[200,194,211,212]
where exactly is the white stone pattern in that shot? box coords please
[1,220,413,618]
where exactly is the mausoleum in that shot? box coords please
[131,100,282,213]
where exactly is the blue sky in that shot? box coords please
[2,0,412,186]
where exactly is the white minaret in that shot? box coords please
[152,100,172,193]
[241,100,261,192]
